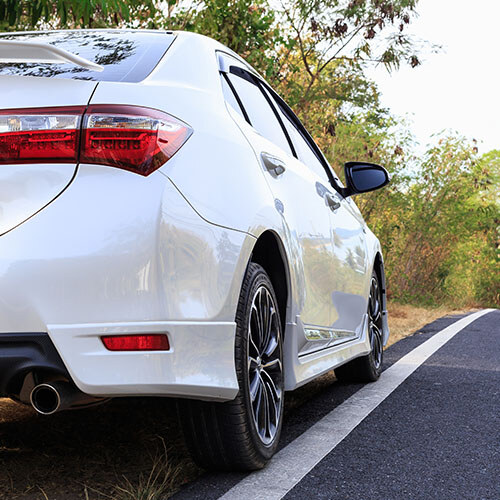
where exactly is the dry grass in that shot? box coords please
[83,438,185,500]
[386,301,476,347]
[0,302,474,499]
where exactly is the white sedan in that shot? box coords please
[0,29,390,470]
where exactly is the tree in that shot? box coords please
[162,0,283,76]
[0,0,155,30]
[272,1,421,107]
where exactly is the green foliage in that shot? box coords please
[186,0,280,72]
[338,125,500,307]
[272,0,421,114]
[137,1,420,120]
[0,0,155,30]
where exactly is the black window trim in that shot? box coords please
[226,65,297,158]
[217,50,342,192]
[256,79,297,158]
[221,71,251,124]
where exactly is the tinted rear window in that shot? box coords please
[0,31,175,82]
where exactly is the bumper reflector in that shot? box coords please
[101,334,170,351]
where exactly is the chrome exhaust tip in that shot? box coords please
[30,380,104,415]
[30,383,62,415]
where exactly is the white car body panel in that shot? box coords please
[0,165,253,397]
[0,74,97,109]
[0,163,76,235]
[0,30,389,400]
[48,320,238,399]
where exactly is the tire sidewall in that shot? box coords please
[235,264,284,461]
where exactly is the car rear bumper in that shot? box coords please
[0,322,239,402]
[0,321,238,401]
[46,320,238,400]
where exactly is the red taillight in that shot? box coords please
[0,107,84,164]
[101,334,170,351]
[0,105,192,175]
[81,105,192,176]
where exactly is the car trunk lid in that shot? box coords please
[0,75,96,235]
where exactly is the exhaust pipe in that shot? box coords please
[30,381,103,415]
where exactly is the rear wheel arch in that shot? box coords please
[249,230,290,331]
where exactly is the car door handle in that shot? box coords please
[325,192,341,211]
[261,152,286,177]
[315,181,328,197]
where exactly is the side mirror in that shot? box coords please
[341,162,390,197]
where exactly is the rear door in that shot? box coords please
[220,54,370,354]
[219,56,339,342]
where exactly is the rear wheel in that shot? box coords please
[335,270,384,383]
[177,263,284,471]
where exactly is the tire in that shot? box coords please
[335,270,384,383]
[177,263,284,471]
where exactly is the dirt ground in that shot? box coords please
[0,397,198,499]
[0,303,472,499]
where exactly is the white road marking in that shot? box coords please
[219,309,495,500]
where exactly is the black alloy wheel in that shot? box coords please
[368,275,383,371]
[247,284,283,446]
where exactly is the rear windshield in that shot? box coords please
[0,31,175,82]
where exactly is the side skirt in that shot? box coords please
[283,314,372,391]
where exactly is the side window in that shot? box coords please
[260,85,332,184]
[220,74,245,120]
[282,113,330,183]
[227,72,293,156]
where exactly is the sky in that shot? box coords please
[367,0,500,154]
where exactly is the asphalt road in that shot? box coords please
[174,309,500,500]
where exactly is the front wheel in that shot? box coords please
[177,263,284,471]
[335,270,384,383]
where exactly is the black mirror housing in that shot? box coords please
[341,162,390,197]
